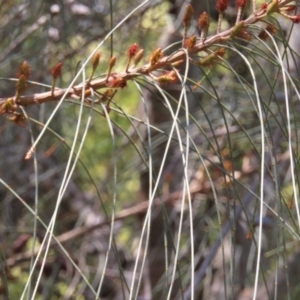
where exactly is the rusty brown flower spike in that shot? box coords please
[149,48,164,66]
[19,61,31,80]
[16,75,27,100]
[216,0,229,33]
[183,4,194,40]
[106,56,117,82]
[216,0,229,13]
[126,43,139,72]
[133,49,144,66]
[51,62,62,78]
[128,43,139,59]
[258,24,277,40]
[236,0,247,7]
[88,53,101,85]
[92,53,101,70]
[51,62,62,95]
[236,0,247,23]
[108,78,127,89]
[198,12,209,43]
[184,35,197,49]
[198,11,209,29]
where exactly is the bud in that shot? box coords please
[92,52,101,70]
[236,0,247,7]
[108,78,127,89]
[258,24,276,40]
[19,61,31,80]
[216,0,229,12]
[289,15,300,23]
[184,35,197,49]
[183,4,194,34]
[149,48,164,66]
[109,56,117,69]
[156,70,178,85]
[16,74,27,94]
[133,49,144,66]
[198,11,209,30]
[128,43,139,59]
[51,62,62,78]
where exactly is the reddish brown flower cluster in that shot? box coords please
[19,61,31,80]
[258,24,277,40]
[128,43,139,59]
[16,61,32,98]
[183,4,194,33]
[236,0,247,7]
[184,35,197,49]
[16,75,27,93]
[108,77,127,89]
[51,62,63,78]
[198,11,209,29]
[149,48,164,66]
[260,3,268,10]
[216,0,229,12]
[289,15,300,23]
